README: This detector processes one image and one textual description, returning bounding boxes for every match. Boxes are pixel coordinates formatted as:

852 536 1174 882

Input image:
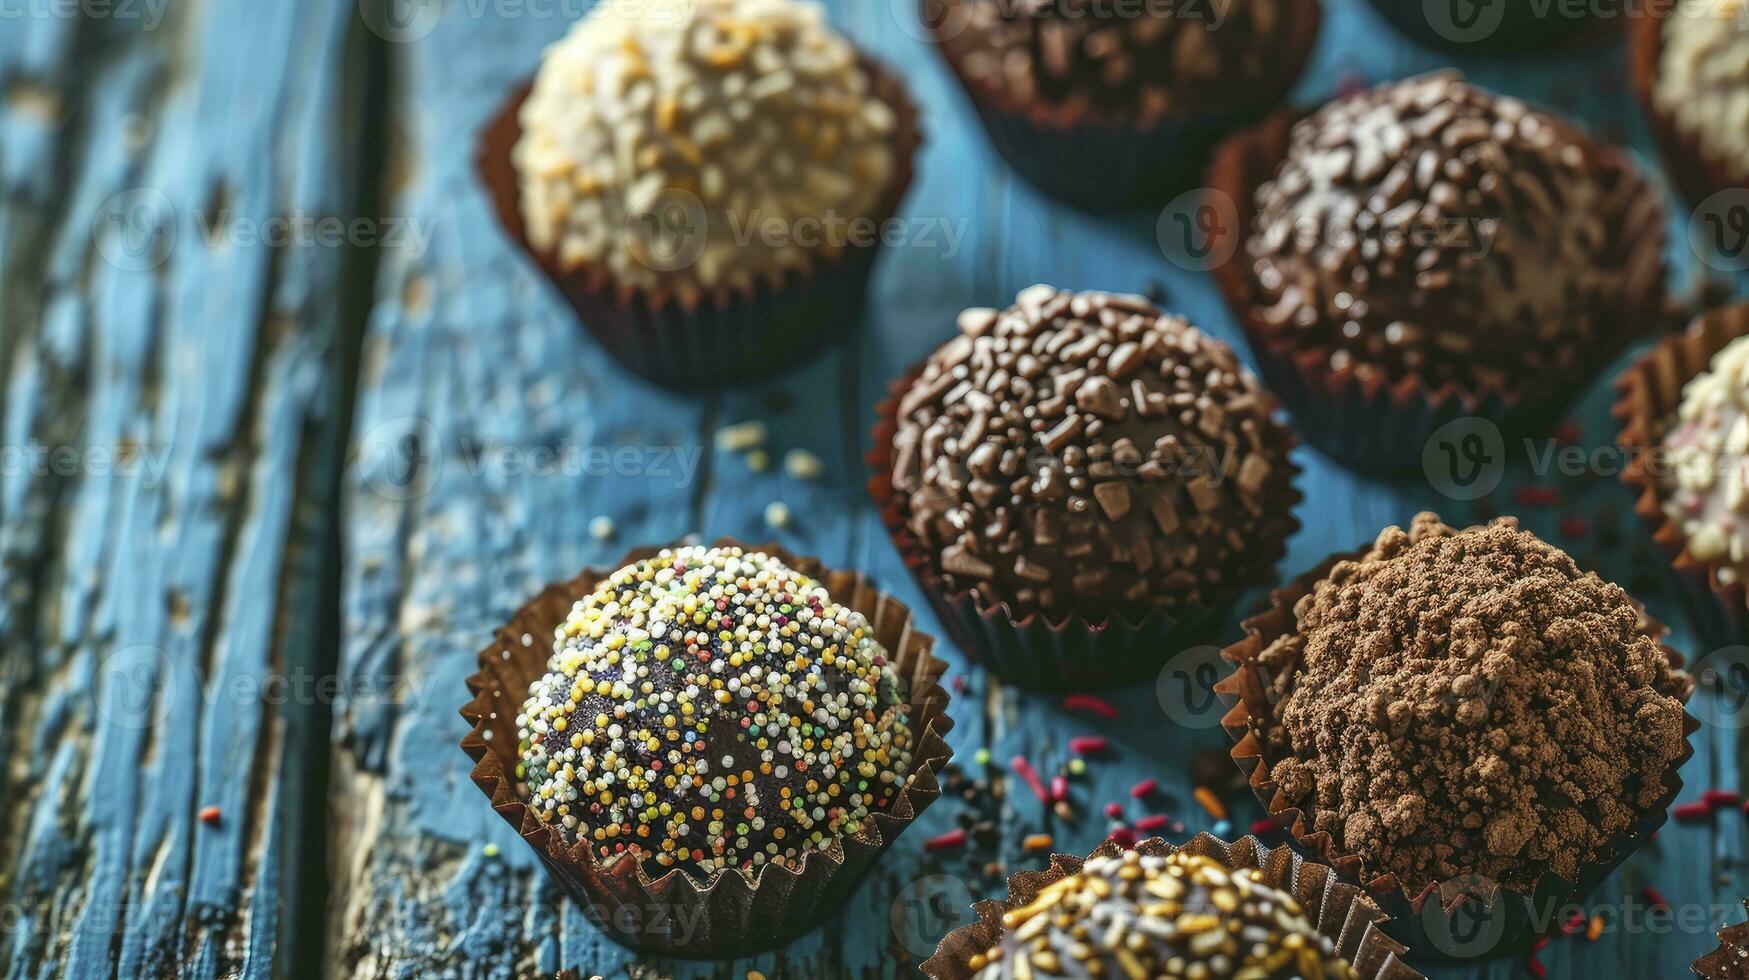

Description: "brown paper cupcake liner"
1631 0 1746 208
866 360 1303 692
921 0 1321 210
1615 303 1749 648
919 834 1425 980
1694 899 1749 978
476 57 921 390
459 539 956 959
1206 105 1670 475
1215 545 1700 962
1358 0 1623 53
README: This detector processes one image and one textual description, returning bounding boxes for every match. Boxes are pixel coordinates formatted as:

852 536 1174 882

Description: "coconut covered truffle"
512 0 901 304
1660 334 1749 582
967 850 1358 980
1656 0 1749 182
1245 71 1663 392
515 546 917 880
1258 514 1690 894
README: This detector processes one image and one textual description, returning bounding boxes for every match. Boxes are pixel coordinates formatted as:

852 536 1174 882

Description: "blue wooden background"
0 0 1742 977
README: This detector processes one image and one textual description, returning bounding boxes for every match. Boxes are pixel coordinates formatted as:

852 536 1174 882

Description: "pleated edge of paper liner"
919 833 1425 980
458 538 956 959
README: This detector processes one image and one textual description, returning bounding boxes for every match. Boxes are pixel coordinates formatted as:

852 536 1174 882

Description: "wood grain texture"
2 0 1744 978
0 1 374 977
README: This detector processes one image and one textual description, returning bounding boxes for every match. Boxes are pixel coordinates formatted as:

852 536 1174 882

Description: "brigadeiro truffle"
870 285 1301 689
921 835 1424 980
477 0 921 388
1695 900 1749 978
1617 304 1749 646
1208 71 1667 472
461 542 953 957
1220 514 1696 958
921 0 1322 208
1633 0 1749 205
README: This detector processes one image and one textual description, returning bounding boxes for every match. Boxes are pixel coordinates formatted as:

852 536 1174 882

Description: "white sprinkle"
589 516 615 541
715 421 769 453
784 449 823 481
764 501 792 529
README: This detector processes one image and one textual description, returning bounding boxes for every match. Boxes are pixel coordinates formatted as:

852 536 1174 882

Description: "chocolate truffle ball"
967 849 1358 979
890 285 1294 618
1656 0 1749 182
1659 334 1749 582
1245 71 1663 392
1259 514 1690 893
931 0 1314 125
513 0 902 305
515 546 916 880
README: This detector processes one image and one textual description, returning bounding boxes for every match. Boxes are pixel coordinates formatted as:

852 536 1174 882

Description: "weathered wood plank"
210 1 1749 978
0 2 371 977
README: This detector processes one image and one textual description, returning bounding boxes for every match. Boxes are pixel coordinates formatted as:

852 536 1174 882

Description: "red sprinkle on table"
1061 694 1119 719
1643 887 1669 912
1049 774 1069 804
1513 486 1558 507
1525 956 1547 979
1559 517 1590 539
1673 802 1712 823
1104 802 1125 820
1107 827 1138 849
1561 911 1587 935
1135 815 1168 832
1010 755 1050 803
1130 778 1158 799
1553 422 1583 445
198 806 222 826
1705 789 1742 808
1069 736 1109 756
924 828 967 852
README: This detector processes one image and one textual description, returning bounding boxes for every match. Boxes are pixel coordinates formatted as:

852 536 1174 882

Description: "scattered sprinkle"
198 806 222 826
1193 785 1228 821
588 516 615 541
1643 886 1669 913
1068 735 1108 756
715 421 768 453
1249 817 1279 835
483 843 501 858
1022 833 1054 853
1513 486 1559 507
1107 826 1138 849
1559 516 1590 540
1673 801 1713 823
1705 789 1742 808
1010 755 1049 803
974 748 992 767
1067 758 1087 777
1587 914 1605 941
925 828 968 852
747 449 771 473
1049 775 1069 804
763 500 791 529
1135 814 1169 832
1104 802 1125 820
784 449 824 481
1212 819 1232 837
1561 911 1587 935
1061 694 1118 719
1553 421 1583 445
1052 800 1074 821
1130 778 1158 800
1526 956 1547 979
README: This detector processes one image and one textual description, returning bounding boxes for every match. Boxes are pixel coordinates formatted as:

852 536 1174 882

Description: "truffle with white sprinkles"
512 0 901 305
1660 334 1749 585
967 850 1357 979
515 546 916 880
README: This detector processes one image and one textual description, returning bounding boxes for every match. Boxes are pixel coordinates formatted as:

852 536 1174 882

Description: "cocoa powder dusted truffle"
965 850 1358 979
515 546 917 880
889 286 1297 620
1243 71 1664 394
1256 514 1691 894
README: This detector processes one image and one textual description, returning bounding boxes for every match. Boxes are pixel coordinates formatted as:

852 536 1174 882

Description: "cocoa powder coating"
1259 514 1690 894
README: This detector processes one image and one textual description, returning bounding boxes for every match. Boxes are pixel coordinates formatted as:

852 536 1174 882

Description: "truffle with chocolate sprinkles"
890 285 1295 618
967 849 1357 979
515 546 916 880
1244 70 1663 392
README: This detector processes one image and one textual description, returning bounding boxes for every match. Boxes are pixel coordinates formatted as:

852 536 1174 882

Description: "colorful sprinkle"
1061 694 1118 719
1022 833 1054 853
1193 785 1227 821
198 806 222 826
1068 735 1108 756
1130 778 1158 800
925 828 967 852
